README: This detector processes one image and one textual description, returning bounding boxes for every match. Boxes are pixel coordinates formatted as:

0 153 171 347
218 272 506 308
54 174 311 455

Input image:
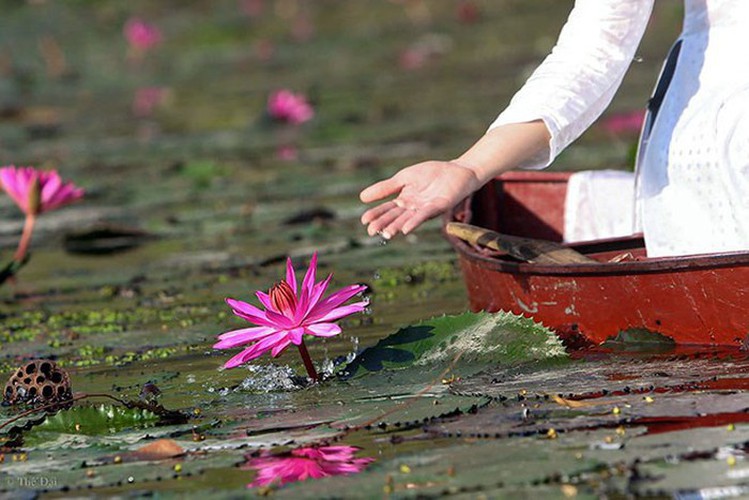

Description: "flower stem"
297 341 318 382
14 214 36 263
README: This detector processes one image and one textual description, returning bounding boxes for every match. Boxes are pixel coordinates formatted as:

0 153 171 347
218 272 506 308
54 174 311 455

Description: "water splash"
236 364 301 393
320 336 361 379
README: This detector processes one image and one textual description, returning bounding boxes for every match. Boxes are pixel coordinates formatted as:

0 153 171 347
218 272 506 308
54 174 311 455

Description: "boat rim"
444 204 749 277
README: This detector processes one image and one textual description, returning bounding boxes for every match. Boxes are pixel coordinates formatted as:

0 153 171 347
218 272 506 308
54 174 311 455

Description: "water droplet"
319 358 335 377
237 364 300 392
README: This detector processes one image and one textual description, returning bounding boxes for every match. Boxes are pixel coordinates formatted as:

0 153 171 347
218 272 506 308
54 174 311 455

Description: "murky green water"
4 1 748 498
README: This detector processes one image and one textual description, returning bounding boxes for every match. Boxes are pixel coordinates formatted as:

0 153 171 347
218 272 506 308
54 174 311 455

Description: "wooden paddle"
445 222 598 265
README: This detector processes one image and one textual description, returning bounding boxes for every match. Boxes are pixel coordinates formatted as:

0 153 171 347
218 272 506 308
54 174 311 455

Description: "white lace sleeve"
489 0 655 169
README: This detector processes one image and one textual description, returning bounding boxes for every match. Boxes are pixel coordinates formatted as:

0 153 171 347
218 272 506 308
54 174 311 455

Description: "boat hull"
446 172 749 347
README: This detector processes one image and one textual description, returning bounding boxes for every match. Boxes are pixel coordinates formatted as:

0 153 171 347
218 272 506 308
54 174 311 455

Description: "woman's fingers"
401 203 442 235
365 205 405 237
359 177 404 203
380 209 415 240
362 200 443 239
360 201 397 225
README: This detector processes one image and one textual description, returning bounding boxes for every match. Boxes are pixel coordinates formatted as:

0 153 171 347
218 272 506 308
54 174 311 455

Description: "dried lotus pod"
3 359 72 407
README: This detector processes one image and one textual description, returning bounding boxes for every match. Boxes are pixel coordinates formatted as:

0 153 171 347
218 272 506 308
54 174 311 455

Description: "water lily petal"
294 252 317 322
214 326 277 349
304 462 328 480
285 257 297 294
264 308 296 329
309 301 367 324
226 297 274 327
301 252 318 295
305 323 341 338
306 284 367 322
245 446 371 488
0 166 33 213
255 290 272 310
42 182 83 212
270 337 292 357
226 297 265 317
314 446 360 461
301 274 331 319
288 327 305 345
223 334 285 368
297 274 333 324
39 171 62 206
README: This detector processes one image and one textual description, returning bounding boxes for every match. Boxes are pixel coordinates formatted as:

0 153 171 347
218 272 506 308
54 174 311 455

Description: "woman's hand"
360 121 551 238
359 160 482 239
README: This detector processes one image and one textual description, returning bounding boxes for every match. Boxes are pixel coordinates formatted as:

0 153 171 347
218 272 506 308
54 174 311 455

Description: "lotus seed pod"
3 359 72 407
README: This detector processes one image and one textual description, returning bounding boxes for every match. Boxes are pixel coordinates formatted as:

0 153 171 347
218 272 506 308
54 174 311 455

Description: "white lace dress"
489 0 749 257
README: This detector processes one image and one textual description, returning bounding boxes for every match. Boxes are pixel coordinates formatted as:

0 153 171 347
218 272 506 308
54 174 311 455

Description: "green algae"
374 259 459 288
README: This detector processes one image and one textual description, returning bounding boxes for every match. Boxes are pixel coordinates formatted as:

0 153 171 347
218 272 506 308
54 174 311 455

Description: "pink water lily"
214 252 367 379
267 89 314 125
124 17 162 51
0 166 84 262
244 445 374 488
0 166 83 216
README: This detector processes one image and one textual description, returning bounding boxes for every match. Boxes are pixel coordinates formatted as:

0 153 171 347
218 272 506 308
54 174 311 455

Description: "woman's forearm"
454 120 551 185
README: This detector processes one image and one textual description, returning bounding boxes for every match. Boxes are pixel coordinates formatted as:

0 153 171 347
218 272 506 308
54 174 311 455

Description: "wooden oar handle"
445 222 597 265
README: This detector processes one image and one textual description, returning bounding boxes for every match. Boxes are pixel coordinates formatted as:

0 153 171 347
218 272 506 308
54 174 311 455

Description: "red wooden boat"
444 171 749 348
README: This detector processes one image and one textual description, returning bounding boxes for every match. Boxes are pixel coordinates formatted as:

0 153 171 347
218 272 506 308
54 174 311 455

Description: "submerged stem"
14 214 36 263
297 341 319 382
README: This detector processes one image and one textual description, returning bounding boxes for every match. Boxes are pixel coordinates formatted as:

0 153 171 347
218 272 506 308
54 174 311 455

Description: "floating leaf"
602 328 677 352
28 404 159 437
342 311 566 378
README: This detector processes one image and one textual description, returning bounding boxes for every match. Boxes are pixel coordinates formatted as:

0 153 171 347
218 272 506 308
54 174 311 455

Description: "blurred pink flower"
267 89 314 125
244 445 374 488
214 252 367 373
0 166 83 216
0 165 84 262
132 87 169 117
399 47 428 70
276 145 298 161
600 110 645 136
124 17 163 53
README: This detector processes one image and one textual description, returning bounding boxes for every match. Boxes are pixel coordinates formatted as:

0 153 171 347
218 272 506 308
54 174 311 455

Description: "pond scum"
2 1 749 497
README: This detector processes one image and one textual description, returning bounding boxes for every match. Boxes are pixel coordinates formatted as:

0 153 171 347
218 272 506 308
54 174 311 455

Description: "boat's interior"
457 171 648 263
